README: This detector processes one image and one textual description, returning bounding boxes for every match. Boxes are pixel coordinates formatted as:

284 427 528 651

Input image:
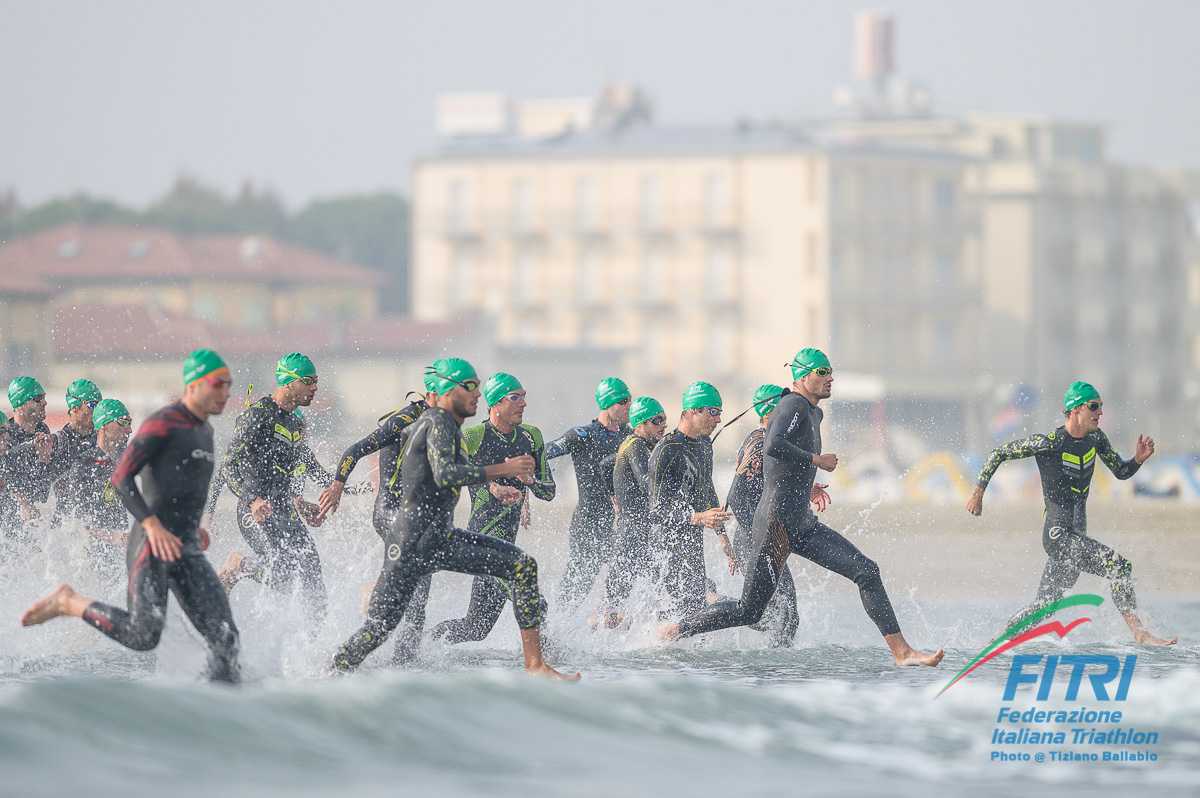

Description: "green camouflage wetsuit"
220 396 332 623
331 397 430 663
725 427 799 647
675 392 901 640
647 430 721 618
332 407 548 672
545 419 631 611
977 426 1142 625
605 433 656 613
430 420 555 645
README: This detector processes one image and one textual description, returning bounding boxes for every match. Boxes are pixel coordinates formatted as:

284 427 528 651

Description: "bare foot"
894 647 945 667
21 584 81 626
657 621 680 642
1133 630 1177 646
525 662 581 681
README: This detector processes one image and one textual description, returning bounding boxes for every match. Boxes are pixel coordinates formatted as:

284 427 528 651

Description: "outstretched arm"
967 433 1055 515
1096 429 1148 480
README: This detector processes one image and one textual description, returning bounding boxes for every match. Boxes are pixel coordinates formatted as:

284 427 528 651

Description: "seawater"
2 499 1198 797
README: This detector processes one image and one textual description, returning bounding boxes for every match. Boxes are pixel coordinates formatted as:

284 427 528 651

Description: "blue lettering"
1003 655 1043 701
1059 655 1120 701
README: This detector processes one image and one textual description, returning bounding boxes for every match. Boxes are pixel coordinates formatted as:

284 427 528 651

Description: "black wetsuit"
648 430 721 618
605 433 656 613
0 447 21 541
82 402 239 681
65 445 129 583
676 392 901 640
725 427 799 647
332 398 430 663
431 420 555 645
545 419 631 611
220 396 329 623
977 426 1142 624
44 425 99 524
332 407 547 672
1 418 54 506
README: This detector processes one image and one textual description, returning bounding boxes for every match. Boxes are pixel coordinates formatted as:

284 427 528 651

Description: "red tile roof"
0 223 385 287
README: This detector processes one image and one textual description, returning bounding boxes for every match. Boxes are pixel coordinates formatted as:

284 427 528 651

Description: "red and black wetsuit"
82 401 239 682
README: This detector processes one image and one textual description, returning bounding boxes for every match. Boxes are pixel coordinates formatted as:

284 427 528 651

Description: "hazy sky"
3 0 1197 209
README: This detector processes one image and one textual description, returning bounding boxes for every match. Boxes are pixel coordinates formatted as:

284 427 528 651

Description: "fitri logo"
387 544 401 560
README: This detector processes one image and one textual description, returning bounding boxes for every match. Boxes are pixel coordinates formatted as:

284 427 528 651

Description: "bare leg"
884 631 944 667
21 584 94 626
218 552 245 593
520 627 580 681
1123 613 1177 646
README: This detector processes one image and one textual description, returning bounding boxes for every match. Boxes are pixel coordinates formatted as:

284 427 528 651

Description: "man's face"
20 394 47 423
450 381 481 419
800 368 834 400
606 397 631 424
493 388 526 426
637 413 668 443
101 419 133 452
191 369 233 416
1072 399 1103 433
69 402 96 432
690 406 722 436
289 374 318 407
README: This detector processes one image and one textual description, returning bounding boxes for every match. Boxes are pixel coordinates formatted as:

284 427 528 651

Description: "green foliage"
0 178 410 311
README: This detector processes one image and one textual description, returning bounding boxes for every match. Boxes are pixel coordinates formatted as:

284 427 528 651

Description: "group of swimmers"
12 345 1175 683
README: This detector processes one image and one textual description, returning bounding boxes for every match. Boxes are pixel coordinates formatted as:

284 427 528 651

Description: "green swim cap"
1064 381 1101 411
753 384 785 418
65 378 102 409
276 352 317 386
183 349 229 385
789 348 831 381
682 381 722 411
595 377 631 410
423 365 438 394
7 376 45 409
426 358 479 394
93 399 131 429
483 373 523 407
629 397 665 428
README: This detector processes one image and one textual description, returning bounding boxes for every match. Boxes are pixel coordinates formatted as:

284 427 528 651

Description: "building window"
642 249 666 302
512 179 534 234
932 179 956 219
452 250 474 308
576 178 597 232
932 249 958 295
706 246 731 301
515 251 536 306
704 176 725 228
932 320 956 364
640 176 661 231
241 297 269 330
579 250 603 305
448 180 469 233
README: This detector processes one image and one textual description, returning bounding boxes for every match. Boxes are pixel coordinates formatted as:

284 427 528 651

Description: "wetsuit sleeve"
427 416 487 489
763 403 815 466
333 404 419 484
976 433 1056 490
544 428 580 460
110 418 173 523
299 445 335 489
2 441 40 499
220 403 273 500
524 425 556 502
649 446 693 527
1094 430 1141 480
205 472 224 516
628 441 653 493
462 424 486 457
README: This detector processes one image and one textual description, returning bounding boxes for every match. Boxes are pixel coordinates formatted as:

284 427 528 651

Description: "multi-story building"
411 116 985 451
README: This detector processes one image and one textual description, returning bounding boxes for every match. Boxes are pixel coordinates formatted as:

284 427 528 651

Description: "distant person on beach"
21 350 240 682
966 380 1176 646
330 358 577 680
660 349 943 667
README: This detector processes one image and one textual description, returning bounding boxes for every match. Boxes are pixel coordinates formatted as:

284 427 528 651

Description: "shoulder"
518 423 544 448
462 422 486 449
